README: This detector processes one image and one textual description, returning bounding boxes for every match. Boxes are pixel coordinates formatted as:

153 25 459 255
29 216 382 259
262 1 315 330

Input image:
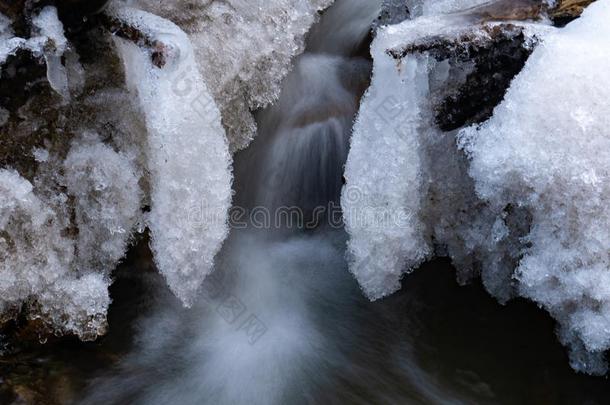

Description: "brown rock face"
550 0 597 25
465 0 544 22
0 0 24 19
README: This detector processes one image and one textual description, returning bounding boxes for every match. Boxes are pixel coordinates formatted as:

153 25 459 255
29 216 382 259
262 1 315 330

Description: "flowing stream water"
5 1 609 404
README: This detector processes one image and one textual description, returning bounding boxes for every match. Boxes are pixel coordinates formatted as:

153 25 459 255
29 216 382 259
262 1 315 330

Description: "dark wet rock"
55 0 110 31
0 236 160 405
0 0 109 35
0 49 56 179
0 0 31 36
432 25 534 131
55 0 109 17
373 0 410 32
0 1 24 21
387 24 535 132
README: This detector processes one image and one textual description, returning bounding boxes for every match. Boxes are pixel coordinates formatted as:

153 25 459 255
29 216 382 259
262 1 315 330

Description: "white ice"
344 0 610 374
459 0 610 374
0 169 110 339
113 7 233 307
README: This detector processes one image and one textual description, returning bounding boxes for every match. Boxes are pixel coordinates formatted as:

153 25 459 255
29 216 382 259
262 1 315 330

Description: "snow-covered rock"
459 0 610 374
0 169 110 340
342 5 548 299
343 0 610 374
1 0 318 339
0 5 147 339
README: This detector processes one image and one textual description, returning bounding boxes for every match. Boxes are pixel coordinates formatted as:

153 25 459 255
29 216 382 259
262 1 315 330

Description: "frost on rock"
0 0 274 340
0 12 13 46
129 0 334 152
459 0 610 374
113 7 232 306
36 273 111 341
0 12 24 67
63 134 142 273
0 169 109 340
0 6 72 99
0 4 147 339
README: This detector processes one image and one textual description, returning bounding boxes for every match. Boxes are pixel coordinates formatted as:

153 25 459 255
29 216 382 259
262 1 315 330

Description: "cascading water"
233 0 378 217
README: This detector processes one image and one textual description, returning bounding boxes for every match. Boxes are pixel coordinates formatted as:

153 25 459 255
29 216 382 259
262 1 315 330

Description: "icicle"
112 7 232 306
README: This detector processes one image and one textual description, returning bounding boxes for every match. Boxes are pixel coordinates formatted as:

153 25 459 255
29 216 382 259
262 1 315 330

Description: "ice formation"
0 7 72 98
343 0 610 374
343 6 548 299
340 44 432 299
459 0 610 373
129 0 334 152
63 134 142 273
0 3 148 338
0 0 606 380
112 7 232 306
31 6 71 99
406 0 491 17
0 169 110 339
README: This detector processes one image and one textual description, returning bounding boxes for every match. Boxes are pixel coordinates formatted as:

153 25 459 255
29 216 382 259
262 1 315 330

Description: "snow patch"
459 0 610 374
344 0 610 374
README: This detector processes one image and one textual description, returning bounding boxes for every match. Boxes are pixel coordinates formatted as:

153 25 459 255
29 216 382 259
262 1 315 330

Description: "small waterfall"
233 0 379 220
83 1 418 404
